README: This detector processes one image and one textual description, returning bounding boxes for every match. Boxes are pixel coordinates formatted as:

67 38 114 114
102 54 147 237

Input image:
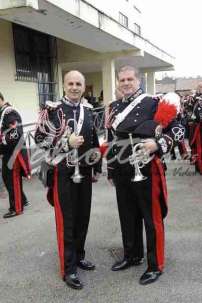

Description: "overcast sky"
138 0 202 78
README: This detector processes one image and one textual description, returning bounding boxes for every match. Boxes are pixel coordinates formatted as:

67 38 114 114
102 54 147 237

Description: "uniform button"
136 113 139 116
134 119 137 122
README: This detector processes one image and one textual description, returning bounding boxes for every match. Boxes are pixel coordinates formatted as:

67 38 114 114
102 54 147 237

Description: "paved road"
0 159 202 303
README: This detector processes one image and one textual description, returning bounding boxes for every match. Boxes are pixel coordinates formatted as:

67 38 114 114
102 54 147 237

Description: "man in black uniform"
0 92 31 218
106 66 184 285
35 71 102 290
189 82 202 173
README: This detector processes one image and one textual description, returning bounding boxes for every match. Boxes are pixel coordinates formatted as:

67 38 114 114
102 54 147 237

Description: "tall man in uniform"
35 71 102 290
0 92 31 218
106 66 184 285
189 82 202 173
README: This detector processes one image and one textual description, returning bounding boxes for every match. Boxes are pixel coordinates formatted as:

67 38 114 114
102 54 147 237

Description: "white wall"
86 0 142 33
0 19 39 124
85 72 102 98
57 40 103 99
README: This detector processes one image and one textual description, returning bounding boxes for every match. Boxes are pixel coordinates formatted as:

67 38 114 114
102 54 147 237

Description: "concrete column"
102 58 116 105
146 71 156 94
57 64 64 98
140 72 147 92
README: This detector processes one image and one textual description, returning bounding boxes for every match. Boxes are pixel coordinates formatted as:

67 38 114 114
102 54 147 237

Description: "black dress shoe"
111 257 144 271
77 259 95 270
64 273 83 290
3 210 18 219
139 270 162 285
24 201 31 207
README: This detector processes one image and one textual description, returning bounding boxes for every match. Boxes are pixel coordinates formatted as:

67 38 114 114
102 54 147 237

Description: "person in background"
170 94 189 160
0 92 31 218
189 82 202 173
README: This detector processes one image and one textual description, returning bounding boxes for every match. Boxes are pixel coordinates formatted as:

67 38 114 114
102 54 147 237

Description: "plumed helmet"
163 92 181 114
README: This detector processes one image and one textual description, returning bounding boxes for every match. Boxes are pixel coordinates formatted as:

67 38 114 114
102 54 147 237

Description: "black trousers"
2 156 27 213
113 174 144 261
53 166 92 277
113 161 165 272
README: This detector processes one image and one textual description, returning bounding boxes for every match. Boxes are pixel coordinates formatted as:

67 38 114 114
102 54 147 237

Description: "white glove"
69 133 84 148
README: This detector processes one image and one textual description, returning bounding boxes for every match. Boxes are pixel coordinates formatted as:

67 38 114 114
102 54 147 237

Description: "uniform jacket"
35 99 102 174
106 92 185 178
0 103 31 177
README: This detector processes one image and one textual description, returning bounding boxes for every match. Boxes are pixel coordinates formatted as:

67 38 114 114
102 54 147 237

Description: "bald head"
64 70 85 84
63 70 86 102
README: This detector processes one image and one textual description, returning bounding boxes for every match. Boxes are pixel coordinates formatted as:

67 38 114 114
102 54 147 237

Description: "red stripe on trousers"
17 153 29 177
191 124 202 172
53 167 65 278
190 124 199 146
195 125 202 173
179 140 188 155
151 160 165 271
189 124 197 161
13 160 22 214
154 157 168 207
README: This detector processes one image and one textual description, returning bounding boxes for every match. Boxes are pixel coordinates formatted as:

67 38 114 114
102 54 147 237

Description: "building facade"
0 0 174 124
156 77 202 95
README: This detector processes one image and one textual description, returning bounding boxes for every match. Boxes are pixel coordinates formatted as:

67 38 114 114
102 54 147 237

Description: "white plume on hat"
162 92 181 114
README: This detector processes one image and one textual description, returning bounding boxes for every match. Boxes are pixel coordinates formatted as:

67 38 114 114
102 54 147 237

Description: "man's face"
118 70 140 97
63 72 85 102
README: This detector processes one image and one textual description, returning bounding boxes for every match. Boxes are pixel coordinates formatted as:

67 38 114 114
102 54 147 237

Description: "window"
119 12 128 27
133 5 141 14
13 24 53 82
13 24 58 106
134 23 141 35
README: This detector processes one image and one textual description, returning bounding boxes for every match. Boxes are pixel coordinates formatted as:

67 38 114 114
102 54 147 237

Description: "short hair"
0 92 4 101
117 65 140 80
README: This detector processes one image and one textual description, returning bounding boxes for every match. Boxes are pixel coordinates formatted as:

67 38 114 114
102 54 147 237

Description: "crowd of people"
179 84 202 173
166 83 202 173
0 66 202 290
